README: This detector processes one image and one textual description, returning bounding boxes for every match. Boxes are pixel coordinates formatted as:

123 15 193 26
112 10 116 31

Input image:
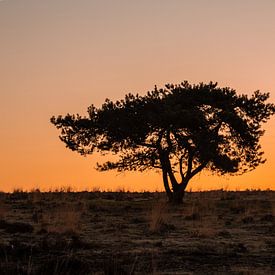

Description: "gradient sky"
1 0 275 192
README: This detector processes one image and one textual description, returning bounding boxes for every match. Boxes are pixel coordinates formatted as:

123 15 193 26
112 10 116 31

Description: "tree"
51 81 275 203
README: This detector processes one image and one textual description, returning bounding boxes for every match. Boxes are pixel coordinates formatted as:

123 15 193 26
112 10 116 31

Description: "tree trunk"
165 179 189 204
162 170 173 202
162 168 189 204
170 185 185 204
160 154 188 204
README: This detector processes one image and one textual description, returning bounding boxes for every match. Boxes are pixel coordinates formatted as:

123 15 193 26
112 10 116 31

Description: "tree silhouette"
51 81 275 203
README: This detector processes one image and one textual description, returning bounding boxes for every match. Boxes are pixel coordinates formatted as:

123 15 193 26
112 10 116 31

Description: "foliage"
51 81 275 201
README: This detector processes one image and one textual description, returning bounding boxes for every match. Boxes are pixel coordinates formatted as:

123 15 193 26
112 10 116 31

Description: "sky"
1 0 275 192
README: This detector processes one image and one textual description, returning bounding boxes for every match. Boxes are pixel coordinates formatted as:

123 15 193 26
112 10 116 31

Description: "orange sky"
1 0 275 192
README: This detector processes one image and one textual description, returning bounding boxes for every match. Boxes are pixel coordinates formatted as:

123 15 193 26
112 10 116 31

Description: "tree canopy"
51 81 275 203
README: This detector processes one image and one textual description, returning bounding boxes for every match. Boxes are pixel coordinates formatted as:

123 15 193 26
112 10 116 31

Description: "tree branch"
138 142 158 148
186 151 194 178
189 161 208 179
162 170 172 201
179 155 185 182
164 153 178 189
166 130 173 150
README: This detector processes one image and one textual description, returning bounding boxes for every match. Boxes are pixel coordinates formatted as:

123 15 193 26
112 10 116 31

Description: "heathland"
0 190 274 274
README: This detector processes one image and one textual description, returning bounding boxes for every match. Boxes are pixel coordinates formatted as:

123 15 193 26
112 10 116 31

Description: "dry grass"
0 201 8 220
0 190 274 274
149 200 169 233
40 205 83 234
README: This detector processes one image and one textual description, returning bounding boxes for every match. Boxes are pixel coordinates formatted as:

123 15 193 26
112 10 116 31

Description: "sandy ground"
0 190 274 274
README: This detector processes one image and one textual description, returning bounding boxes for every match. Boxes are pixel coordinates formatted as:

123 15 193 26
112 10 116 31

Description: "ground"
0 190 274 274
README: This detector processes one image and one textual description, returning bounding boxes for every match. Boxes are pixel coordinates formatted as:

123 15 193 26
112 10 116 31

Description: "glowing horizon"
1 1 275 192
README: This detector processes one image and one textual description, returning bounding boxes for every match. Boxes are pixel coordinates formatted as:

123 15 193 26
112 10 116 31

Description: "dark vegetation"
51 82 275 203
0 190 274 274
